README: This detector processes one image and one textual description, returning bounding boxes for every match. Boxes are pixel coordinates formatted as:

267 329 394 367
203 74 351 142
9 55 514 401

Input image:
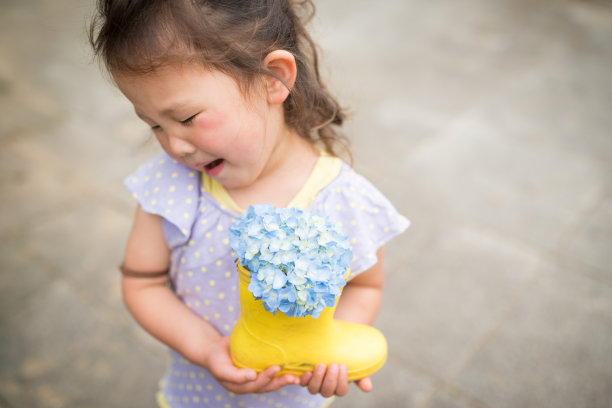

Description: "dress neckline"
201 151 342 213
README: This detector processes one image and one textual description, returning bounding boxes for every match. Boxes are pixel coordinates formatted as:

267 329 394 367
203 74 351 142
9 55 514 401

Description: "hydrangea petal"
229 204 352 318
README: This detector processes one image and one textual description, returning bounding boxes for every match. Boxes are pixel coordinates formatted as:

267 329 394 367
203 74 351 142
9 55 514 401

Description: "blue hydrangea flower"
229 204 352 318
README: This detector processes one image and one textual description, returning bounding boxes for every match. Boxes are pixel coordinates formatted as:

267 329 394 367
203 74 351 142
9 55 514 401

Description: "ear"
262 50 297 105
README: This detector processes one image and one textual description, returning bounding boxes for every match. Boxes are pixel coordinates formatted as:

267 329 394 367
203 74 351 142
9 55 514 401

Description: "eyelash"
150 114 196 131
181 114 196 126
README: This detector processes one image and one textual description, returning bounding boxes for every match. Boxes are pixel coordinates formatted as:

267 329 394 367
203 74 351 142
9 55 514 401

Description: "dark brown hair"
89 0 350 159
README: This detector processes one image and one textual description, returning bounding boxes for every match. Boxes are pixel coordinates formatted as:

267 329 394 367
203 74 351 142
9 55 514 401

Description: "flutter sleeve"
123 152 200 249
311 164 410 277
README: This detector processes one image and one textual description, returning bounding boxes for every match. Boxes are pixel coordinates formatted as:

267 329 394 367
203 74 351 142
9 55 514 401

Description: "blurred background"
1 0 611 407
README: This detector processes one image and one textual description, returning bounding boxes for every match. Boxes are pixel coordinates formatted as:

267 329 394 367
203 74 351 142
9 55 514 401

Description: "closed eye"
181 114 197 126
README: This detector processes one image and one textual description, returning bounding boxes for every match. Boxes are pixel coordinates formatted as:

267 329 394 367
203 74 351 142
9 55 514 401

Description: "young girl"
89 1 409 407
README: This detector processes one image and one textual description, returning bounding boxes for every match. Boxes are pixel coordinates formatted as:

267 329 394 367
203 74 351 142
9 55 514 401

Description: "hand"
299 363 373 398
204 337 301 394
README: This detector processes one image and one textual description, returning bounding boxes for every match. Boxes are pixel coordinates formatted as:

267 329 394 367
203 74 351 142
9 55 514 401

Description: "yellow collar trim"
201 152 342 213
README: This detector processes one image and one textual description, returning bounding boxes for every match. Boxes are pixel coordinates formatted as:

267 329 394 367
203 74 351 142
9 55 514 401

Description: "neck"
228 126 318 209
264 126 315 179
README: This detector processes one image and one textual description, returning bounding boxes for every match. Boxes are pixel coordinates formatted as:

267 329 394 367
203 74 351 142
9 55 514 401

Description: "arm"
121 206 299 393
301 247 385 396
334 247 385 325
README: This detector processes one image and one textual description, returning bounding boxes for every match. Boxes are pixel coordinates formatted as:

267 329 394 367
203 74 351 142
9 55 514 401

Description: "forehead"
113 64 265 116
114 63 215 94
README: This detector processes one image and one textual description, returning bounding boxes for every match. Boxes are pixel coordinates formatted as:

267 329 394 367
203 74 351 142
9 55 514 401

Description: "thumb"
227 367 258 384
212 362 257 384
356 376 372 393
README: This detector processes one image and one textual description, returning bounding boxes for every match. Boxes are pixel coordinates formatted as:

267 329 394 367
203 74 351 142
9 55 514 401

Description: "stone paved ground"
1 0 611 407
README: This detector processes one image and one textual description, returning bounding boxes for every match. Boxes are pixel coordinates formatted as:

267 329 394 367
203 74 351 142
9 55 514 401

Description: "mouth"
203 158 224 177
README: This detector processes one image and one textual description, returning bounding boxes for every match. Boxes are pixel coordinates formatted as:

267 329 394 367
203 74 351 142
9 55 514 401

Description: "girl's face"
115 65 289 191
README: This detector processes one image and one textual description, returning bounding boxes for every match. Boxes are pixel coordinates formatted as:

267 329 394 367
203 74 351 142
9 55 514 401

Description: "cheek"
194 110 229 149
196 110 227 129
193 108 265 159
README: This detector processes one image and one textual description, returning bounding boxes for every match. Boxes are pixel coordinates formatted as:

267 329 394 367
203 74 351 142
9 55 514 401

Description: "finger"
356 376 373 393
257 374 300 393
205 339 258 385
299 371 313 387
213 364 258 384
251 365 281 388
249 366 300 393
220 366 280 394
320 363 339 398
336 364 349 397
249 366 293 392
307 363 326 395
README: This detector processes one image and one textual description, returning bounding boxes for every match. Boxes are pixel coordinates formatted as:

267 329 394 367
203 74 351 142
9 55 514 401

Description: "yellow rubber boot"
230 262 387 381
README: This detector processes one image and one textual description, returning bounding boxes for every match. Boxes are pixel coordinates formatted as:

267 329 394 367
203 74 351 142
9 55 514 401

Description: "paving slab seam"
419 382 492 408
17 244 113 316
550 185 608 252
549 249 611 286
0 111 68 139
430 216 550 265
560 256 612 288
384 351 455 408
0 258 57 314
85 187 139 218
123 334 169 364
88 308 169 365
0 177 132 243
546 185 612 286
396 52 553 164
389 347 491 408
382 212 552 281
385 349 490 408
0 195 88 242
433 212 607 283
395 104 482 162
388 349 446 385
0 393 14 408
417 265 548 408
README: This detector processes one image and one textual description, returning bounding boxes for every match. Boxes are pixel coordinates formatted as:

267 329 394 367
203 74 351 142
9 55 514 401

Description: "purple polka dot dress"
124 152 409 408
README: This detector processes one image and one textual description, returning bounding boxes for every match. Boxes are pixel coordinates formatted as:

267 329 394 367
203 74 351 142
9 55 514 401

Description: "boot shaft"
236 262 336 335
231 262 388 380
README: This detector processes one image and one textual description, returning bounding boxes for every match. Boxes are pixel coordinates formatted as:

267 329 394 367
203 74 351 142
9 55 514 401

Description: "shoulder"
124 153 202 244
311 163 410 276
316 163 400 216
125 153 200 196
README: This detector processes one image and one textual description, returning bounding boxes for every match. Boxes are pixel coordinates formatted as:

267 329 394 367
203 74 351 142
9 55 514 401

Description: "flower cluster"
229 204 352 318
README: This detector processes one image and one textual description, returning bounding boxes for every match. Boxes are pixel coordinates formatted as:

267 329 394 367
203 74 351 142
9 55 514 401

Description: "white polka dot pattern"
125 152 409 407
310 164 410 279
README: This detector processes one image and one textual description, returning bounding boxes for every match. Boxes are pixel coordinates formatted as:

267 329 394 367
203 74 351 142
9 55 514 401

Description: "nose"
167 131 196 158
